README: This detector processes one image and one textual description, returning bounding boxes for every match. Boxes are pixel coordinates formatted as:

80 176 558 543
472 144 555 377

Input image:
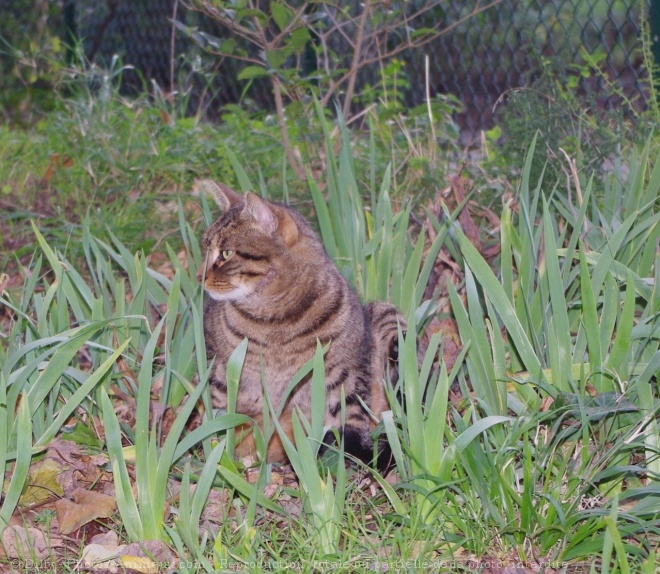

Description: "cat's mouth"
205 284 252 301
203 268 277 301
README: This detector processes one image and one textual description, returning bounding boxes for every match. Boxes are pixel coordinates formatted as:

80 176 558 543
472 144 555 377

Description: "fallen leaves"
120 541 174 573
17 458 65 507
1 526 51 560
41 438 112 498
1 438 116 554
42 153 74 183
81 542 125 573
54 488 116 535
78 533 175 573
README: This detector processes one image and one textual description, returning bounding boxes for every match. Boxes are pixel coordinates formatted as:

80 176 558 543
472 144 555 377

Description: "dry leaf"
585 383 599 397
54 499 85 535
1 526 50 559
119 555 158 574
540 396 555 412
43 153 74 182
18 457 66 507
385 470 401 486
55 488 116 535
82 543 126 573
120 540 174 572
155 260 175 280
89 530 120 548
44 439 110 497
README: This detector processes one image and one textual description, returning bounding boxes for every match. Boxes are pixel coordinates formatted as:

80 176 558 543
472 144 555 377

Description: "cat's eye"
220 249 234 261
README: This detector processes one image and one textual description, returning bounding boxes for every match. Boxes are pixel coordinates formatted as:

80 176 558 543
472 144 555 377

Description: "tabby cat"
197 180 403 468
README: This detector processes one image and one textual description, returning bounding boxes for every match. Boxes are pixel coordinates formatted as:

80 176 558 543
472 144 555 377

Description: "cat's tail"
364 301 406 417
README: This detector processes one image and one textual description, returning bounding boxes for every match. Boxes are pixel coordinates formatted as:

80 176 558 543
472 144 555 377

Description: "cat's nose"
196 266 204 282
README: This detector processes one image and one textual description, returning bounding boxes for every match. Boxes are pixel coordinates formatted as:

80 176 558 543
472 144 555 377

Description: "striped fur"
197 180 404 466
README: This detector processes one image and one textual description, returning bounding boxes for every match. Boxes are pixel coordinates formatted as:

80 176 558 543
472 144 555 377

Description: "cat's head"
196 180 302 301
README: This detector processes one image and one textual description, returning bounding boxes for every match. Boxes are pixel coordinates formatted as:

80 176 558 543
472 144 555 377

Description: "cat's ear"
197 180 243 212
244 192 299 246
243 191 278 235
276 208 299 246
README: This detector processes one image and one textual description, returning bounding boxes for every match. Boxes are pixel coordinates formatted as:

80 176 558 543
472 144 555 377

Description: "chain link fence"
2 0 650 140
409 0 648 138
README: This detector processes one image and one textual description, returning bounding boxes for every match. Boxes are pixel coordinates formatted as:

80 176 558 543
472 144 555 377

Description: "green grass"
0 78 659 572
0 63 291 274
0 60 461 277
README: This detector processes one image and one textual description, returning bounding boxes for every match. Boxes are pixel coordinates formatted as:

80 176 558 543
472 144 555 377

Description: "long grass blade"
0 394 32 532
542 198 572 390
456 228 543 406
35 339 130 448
100 386 143 540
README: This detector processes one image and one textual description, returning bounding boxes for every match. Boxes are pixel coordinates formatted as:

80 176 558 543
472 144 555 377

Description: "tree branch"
272 76 306 179
341 0 371 118
321 0 502 108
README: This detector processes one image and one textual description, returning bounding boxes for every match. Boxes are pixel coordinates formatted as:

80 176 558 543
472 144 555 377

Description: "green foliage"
0 0 65 121
178 0 471 182
266 344 347 558
437 136 660 561
482 0 651 190
0 48 464 276
181 1 446 111
0 60 278 272
490 51 651 189
307 100 450 318
1 66 658 569
212 116 660 565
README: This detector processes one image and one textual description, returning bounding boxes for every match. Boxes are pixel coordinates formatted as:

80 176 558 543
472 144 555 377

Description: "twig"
88 0 118 62
425 54 436 156
273 76 306 179
170 0 179 95
342 1 371 117
320 0 503 108
559 147 589 237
